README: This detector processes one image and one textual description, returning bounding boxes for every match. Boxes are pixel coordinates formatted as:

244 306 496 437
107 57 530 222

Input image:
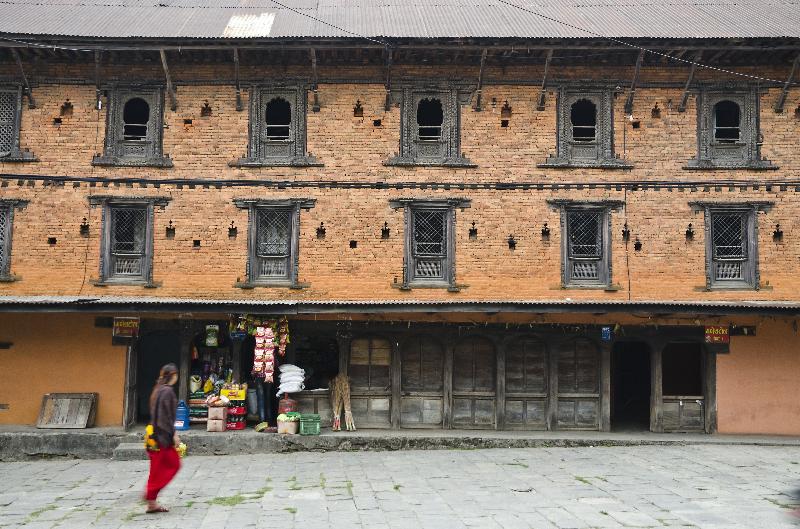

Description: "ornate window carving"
385 87 475 167
90 196 171 286
233 198 316 288
231 87 320 167
0 199 28 281
690 201 772 289
0 86 35 162
685 88 775 170
548 200 623 288
539 88 631 169
390 198 471 290
92 88 172 167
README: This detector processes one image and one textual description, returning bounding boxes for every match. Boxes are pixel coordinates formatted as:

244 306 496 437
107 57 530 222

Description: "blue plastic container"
174 400 191 431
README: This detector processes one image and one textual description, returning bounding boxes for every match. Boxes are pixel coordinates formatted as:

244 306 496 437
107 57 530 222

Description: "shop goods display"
278 395 298 414
251 326 276 382
176 442 188 458
222 385 247 430
299 414 321 436
205 324 219 347
276 364 305 396
330 374 356 431
276 412 300 434
231 315 290 357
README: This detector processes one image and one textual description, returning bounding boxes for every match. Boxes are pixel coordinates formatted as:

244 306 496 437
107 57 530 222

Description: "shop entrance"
611 341 651 431
136 330 181 423
452 337 496 429
400 336 445 428
662 343 705 431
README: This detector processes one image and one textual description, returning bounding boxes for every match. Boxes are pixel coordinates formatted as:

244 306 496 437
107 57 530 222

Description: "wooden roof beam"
233 48 243 111
472 48 488 111
774 53 800 113
384 47 393 112
624 49 645 115
310 48 320 112
10 48 35 108
678 52 701 113
159 49 177 111
537 49 553 111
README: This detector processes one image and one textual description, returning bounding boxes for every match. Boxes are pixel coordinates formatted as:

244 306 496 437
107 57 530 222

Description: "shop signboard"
704 325 729 344
112 317 140 344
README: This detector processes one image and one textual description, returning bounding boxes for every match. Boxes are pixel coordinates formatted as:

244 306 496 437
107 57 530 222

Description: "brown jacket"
150 385 177 448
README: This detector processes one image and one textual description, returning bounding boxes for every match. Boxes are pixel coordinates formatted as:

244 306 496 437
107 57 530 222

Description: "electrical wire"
492 0 789 84
265 0 389 47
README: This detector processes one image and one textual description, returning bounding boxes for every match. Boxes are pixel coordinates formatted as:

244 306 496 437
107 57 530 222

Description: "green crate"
299 414 321 436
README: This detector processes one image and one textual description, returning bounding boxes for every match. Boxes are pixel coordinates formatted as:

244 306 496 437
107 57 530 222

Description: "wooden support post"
537 49 553 111
599 342 612 432
384 48 393 112
390 337 401 429
678 52 701 112
94 50 103 111
472 49 488 111
649 344 664 433
546 346 558 430
159 49 177 111
336 336 350 376
624 50 645 115
231 339 243 383
122 343 138 429
310 48 320 112
443 343 453 429
774 54 800 113
178 320 195 404
233 48 243 111
10 48 35 108
704 347 717 433
495 338 506 430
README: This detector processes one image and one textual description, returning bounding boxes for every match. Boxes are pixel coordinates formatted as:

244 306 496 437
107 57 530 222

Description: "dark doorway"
136 330 181 423
611 342 651 431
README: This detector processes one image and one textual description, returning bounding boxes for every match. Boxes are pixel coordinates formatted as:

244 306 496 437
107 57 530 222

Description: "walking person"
145 363 181 514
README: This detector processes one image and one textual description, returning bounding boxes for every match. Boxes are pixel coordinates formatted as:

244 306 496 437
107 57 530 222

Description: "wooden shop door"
504 337 548 430
348 337 392 428
400 336 444 428
452 337 496 429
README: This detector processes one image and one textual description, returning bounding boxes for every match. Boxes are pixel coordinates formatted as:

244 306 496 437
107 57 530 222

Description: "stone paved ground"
1 445 799 529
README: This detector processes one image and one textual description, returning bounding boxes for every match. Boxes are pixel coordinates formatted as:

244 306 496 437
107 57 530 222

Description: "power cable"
265 0 389 47
493 0 790 84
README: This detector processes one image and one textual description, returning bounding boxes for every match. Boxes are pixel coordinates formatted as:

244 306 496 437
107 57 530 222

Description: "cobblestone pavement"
1 445 799 529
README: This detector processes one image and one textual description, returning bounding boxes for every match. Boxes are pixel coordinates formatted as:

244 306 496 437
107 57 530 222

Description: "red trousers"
145 446 181 501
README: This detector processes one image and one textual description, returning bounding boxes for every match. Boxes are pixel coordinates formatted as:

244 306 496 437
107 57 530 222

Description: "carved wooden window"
93 88 171 167
540 88 629 168
233 87 319 167
708 209 756 288
235 198 315 288
687 89 774 170
0 204 12 277
565 208 610 286
95 199 162 285
0 87 33 162
255 207 292 280
385 87 474 167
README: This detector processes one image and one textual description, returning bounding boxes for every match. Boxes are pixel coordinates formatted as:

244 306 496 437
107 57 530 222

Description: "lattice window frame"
234 198 316 288
92 87 172 168
91 196 171 286
686 87 775 170
231 86 320 167
390 198 471 290
0 86 35 162
385 86 475 167
0 199 28 280
539 87 631 169
693 203 766 290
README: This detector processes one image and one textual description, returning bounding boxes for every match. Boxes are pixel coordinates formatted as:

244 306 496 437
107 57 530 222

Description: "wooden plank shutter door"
555 338 600 430
400 336 444 428
348 337 392 428
505 337 547 430
452 337 496 429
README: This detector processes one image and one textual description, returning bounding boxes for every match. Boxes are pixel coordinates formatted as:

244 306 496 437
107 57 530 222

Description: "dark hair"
149 363 178 409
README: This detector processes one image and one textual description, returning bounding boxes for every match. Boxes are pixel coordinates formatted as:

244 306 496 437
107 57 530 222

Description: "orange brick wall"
0 61 797 302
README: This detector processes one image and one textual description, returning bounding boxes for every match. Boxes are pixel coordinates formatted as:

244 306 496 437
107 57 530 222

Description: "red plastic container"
226 420 246 430
228 406 246 416
278 396 297 414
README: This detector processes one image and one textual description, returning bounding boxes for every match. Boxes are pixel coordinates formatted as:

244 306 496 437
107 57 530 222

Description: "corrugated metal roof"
0 295 798 314
0 0 797 40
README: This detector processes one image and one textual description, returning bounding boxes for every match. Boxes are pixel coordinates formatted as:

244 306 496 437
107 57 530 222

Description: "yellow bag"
144 424 160 452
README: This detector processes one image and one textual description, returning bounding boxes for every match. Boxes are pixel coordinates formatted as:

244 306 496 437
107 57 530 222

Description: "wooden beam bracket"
159 49 177 111
537 49 553 111
384 47 393 112
774 53 800 113
233 48 243 111
94 50 103 110
678 52 701 112
310 48 320 112
624 50 645 115
472 49 488 111
10 48 35 108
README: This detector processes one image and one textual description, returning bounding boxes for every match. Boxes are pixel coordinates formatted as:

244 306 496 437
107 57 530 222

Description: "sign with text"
704 325 729 344
112 317 140 339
